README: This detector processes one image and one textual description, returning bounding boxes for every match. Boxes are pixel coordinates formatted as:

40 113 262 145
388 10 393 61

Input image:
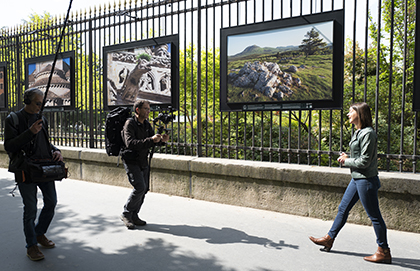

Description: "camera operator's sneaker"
27 245 44 261
132 216 147 226
120 214 135 229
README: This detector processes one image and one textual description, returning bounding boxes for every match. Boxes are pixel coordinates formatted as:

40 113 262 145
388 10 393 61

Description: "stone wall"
1 142 419 233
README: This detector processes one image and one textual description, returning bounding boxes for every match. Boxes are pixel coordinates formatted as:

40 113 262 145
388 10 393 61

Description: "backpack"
105 106 132 156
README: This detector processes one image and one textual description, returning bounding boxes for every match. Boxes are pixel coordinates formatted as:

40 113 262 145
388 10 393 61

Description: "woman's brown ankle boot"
309 234 334 252
363 247 392 264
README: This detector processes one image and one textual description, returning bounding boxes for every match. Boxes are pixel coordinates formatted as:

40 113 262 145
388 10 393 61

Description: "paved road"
0 168 419 271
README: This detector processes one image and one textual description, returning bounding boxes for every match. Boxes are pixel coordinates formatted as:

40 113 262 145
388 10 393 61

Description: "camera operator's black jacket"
121 116 164 169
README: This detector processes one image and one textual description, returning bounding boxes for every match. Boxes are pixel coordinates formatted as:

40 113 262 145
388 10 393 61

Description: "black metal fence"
0 0 419 173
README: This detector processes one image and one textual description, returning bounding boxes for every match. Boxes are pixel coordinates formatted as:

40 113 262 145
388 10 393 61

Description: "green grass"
227 53 333 103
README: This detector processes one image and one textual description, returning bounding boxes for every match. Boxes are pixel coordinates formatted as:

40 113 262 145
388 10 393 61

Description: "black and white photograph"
103 35 179 110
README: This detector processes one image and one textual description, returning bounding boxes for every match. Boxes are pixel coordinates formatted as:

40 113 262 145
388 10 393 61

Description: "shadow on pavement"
330 250 420 270
0 176 283 271
144 223 299 250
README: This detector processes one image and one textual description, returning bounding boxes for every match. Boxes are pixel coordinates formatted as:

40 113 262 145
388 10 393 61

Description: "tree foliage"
343 0 418 171
299 28 329 57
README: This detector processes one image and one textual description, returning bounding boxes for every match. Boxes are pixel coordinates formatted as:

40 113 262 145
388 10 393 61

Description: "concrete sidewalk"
0 168 419 271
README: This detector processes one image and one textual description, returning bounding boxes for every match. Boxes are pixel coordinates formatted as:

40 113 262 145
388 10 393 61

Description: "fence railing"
0 0 419 173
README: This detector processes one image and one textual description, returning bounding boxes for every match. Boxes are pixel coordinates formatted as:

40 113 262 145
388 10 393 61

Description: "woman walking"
309 102 391 264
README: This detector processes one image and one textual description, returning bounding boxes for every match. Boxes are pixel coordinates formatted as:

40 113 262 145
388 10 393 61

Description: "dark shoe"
120 214 135 229
132 216 147 226
37 235 55 248
27 245 44 261
309 234 334 252
364 247 392 264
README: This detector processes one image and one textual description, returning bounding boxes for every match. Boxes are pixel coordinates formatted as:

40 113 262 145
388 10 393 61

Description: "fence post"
15 35 22 110
196 0 202 157
89 19 94 148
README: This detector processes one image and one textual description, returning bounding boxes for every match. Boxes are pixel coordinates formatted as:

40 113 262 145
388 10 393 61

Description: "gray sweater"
344 126 378 179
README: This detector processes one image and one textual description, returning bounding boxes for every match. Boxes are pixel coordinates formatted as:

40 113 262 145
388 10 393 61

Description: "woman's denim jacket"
343 126 378 179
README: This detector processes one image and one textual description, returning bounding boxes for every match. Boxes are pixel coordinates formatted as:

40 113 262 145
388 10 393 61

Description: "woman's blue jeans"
18 181 57 248
328 176 389 248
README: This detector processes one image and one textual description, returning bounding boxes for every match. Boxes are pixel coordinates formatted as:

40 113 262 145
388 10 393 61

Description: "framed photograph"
0 62 7 111
25 51 75 110
103 35 179 111
220 10 344 111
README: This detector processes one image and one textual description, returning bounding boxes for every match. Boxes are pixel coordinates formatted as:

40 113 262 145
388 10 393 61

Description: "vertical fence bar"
279 111 282 162
318 110 322 165
204 0 209 157
364 0 369 100
288 111 291 163
260 111 264 161
197 0 203 157
308 110 312 165
212 0 216 158
15 34 22 111
352 0 357 104
387 0 395 171
399 0 408 172
190 0 195 155
414 112 418 173
329 110 332 166
252 112 255 160
269 111 273 162
184 1 185 154
298 111 301 164
375 0 381 133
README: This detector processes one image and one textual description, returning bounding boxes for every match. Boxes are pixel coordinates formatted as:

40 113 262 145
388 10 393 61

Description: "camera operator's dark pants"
18 181 57 248
122 163 149 220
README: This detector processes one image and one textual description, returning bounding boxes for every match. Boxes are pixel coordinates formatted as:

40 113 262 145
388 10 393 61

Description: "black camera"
152 107 175 134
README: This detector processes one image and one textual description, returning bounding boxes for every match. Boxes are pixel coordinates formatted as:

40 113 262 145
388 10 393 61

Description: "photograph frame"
0 62 7 111
103 35 179 111
220 10 344 111
25 51 75 111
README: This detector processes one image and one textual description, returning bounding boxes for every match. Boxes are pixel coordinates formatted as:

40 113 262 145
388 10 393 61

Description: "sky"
228 21 333 56
0 0 379 50
0 0 108 29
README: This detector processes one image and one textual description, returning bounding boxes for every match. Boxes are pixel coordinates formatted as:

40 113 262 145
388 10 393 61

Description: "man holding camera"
120 100 169 229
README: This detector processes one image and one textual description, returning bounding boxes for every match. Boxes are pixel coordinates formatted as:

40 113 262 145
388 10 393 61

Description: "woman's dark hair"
351 102 373 129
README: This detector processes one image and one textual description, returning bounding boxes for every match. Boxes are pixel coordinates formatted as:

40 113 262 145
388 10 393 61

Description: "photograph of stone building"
27 58 71 107
106 43 172 106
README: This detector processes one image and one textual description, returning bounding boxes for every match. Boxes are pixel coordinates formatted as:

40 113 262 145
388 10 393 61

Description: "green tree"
173 45 220 155
342 0 417 171
299 28 328 57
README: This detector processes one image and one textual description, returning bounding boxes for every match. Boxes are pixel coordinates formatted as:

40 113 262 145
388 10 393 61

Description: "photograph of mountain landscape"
226 21 334 105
